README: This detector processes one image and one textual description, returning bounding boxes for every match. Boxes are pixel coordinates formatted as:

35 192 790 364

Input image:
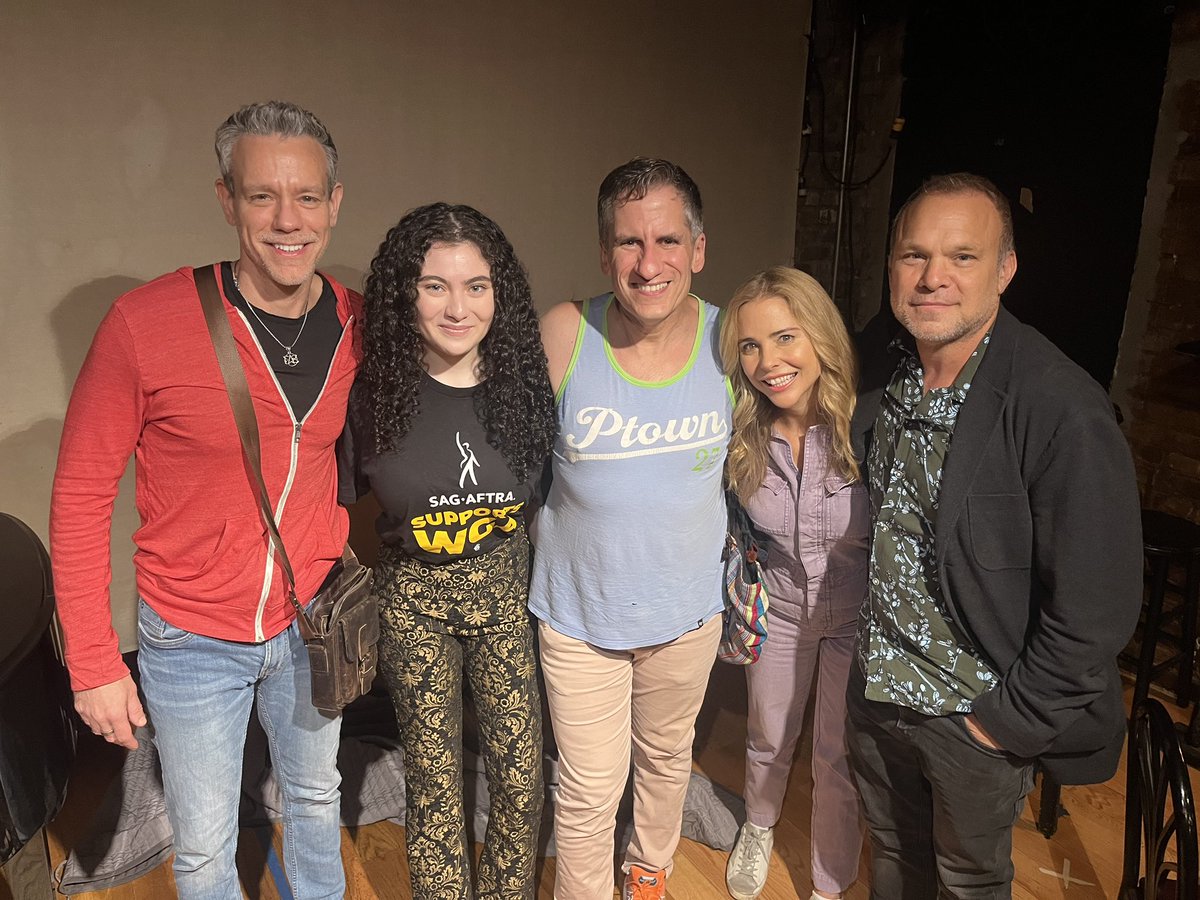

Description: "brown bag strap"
194 264 314 632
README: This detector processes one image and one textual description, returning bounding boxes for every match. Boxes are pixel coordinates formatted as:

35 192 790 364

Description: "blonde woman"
720 267 867 900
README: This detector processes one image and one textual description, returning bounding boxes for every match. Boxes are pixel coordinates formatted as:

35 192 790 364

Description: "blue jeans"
137 600 344 900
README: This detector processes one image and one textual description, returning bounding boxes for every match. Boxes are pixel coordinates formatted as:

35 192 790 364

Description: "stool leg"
1135 555 1169 714
1178 556 1200 707
1037 770 1065 838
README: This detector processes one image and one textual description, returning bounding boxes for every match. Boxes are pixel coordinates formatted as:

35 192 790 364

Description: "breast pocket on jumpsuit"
821 474 870 593
745 469 792 538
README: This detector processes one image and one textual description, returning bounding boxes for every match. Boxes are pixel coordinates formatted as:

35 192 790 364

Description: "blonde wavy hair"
720 266 860 504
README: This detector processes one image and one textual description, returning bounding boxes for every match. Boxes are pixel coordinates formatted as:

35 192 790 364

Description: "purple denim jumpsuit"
742 424 868 895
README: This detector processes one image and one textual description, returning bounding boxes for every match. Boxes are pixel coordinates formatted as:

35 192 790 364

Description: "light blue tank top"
529 293 732 649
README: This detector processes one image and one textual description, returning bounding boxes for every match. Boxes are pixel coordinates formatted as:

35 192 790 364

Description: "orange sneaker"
623 864 666 900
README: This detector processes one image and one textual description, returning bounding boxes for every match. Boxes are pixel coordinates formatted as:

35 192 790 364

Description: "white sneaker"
726 822 773 900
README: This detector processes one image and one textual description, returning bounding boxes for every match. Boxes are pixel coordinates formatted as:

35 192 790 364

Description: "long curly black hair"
359 202 557 482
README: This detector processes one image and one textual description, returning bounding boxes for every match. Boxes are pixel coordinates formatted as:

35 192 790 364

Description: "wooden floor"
46 667 1194 899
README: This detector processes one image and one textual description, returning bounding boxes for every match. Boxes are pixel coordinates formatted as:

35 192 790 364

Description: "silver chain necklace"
232 267 311 367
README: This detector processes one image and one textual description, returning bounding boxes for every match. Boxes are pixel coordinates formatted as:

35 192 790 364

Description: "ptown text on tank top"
564 405 729 460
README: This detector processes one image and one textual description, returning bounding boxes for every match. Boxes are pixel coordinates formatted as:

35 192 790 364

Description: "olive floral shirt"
857 332 999 715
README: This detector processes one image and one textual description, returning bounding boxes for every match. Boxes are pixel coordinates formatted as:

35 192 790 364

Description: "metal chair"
1122 698 1199 899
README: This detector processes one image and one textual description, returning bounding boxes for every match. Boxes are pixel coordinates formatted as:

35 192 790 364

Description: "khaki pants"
539 616 720 899
1 828 52 900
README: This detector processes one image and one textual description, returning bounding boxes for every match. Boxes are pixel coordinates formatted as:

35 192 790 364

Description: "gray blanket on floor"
55 725 743 894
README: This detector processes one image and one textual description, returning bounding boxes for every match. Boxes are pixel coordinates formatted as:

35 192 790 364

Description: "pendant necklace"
232 266 311 367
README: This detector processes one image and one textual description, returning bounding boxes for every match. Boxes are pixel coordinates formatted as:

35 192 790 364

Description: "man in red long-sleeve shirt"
50 100 362 900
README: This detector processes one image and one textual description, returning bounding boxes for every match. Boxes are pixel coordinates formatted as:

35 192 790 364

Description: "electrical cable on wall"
799 0 902 325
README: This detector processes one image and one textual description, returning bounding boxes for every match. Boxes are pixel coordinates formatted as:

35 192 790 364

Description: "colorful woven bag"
718 494 769 664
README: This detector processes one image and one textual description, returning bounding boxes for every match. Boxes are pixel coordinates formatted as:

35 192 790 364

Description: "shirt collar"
890 329 992 393
887 329 992 419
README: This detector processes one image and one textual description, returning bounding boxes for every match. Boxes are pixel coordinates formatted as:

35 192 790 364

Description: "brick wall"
1114 7 1200 524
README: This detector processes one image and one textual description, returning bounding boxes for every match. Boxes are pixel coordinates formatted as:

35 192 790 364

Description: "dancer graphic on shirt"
457 431 480 487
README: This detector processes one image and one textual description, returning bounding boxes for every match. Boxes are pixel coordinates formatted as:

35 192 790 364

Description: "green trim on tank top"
553 299 589 405
601 293 705 388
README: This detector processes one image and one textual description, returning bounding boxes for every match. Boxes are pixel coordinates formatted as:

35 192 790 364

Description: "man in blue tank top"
532 158 732 900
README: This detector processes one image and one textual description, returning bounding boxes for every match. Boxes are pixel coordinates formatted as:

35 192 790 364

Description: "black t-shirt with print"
338 372 530 565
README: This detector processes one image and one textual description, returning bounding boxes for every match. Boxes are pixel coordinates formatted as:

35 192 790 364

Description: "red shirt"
50 264 362 691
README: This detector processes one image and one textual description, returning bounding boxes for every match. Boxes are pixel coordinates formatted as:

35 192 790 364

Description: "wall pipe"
830 16 860 305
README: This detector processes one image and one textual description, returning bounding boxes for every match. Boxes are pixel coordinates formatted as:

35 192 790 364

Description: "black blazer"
852 307 1143 784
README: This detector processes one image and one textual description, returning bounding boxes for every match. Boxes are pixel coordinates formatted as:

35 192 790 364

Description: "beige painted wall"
1 1 809 649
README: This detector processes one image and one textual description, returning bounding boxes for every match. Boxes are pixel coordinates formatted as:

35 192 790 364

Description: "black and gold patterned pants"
375 535 543 900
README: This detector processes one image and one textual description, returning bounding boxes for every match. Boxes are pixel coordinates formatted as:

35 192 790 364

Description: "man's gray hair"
597 157 703 246
891 172 1015 259
215 101 338 194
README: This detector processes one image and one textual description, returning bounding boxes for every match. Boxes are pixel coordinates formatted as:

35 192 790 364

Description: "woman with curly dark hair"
338 203 556 899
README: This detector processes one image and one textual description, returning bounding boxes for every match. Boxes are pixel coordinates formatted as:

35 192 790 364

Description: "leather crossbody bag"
195 264 378 713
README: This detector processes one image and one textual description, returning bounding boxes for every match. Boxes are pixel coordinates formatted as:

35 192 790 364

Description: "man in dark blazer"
846 173 1143 898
